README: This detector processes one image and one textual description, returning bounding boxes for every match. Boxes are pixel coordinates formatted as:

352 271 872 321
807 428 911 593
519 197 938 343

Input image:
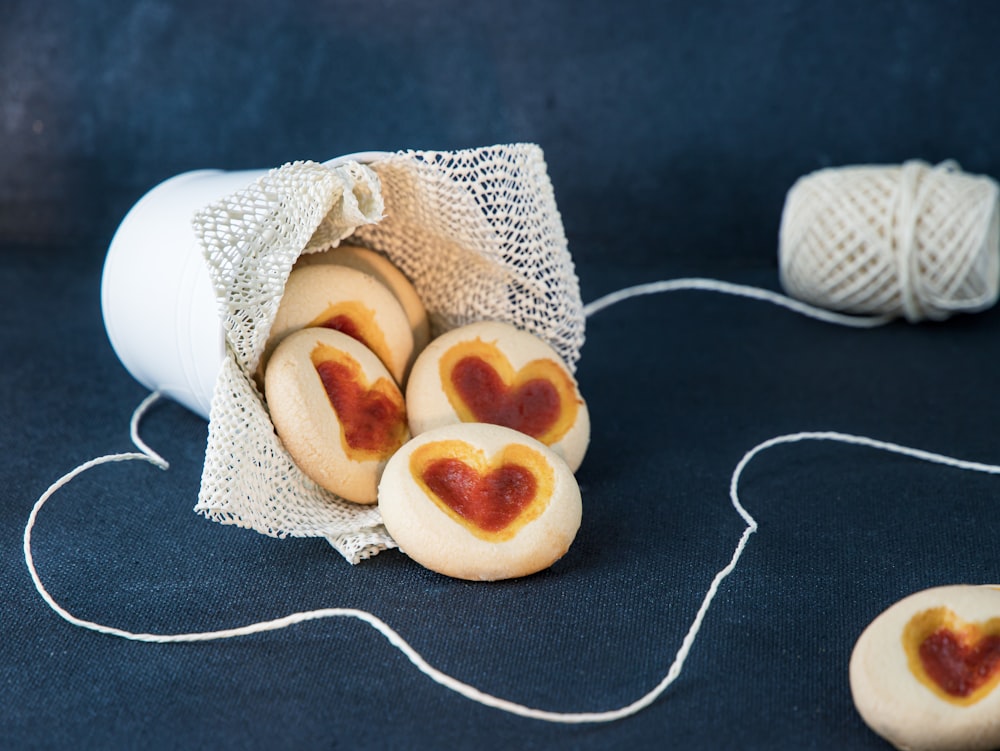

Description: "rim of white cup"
102 151 392 420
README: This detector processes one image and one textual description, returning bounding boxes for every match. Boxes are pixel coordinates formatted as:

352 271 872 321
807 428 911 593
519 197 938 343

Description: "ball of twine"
779 160 1000 322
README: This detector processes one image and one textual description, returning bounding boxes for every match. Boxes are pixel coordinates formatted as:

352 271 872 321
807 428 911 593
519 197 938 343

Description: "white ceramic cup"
101 152 388 420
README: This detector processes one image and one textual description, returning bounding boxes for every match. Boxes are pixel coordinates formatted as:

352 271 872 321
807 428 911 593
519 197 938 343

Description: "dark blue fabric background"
5 1 1000 749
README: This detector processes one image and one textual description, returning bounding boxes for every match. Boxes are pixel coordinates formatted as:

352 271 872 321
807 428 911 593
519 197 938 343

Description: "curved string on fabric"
24 277 996 724
581 277 893 326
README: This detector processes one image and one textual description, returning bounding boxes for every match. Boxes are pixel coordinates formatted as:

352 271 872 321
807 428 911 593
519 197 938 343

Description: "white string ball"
779 160 1000 322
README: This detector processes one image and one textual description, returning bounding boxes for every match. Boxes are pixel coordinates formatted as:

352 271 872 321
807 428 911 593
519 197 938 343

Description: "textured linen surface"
11 254 1000 751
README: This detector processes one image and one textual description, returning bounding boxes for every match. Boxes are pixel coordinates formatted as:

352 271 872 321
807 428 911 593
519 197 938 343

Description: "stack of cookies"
261 245 590 581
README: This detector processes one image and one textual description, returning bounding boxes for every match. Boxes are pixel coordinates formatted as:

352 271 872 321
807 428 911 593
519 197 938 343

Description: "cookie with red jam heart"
377 423 582 581
850 584 1000 751
265 327 409 504
262 263 415 385
405 321 589 472
293 245 431 361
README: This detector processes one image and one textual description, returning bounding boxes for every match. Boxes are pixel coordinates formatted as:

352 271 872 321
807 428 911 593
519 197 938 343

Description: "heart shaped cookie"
378 423 581 581
405 321 590 472
850 584 1000 751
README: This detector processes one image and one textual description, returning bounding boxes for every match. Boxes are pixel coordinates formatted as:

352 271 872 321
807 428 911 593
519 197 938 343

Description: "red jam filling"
420 458 537 533
315 360 405 455
919 628 1000 698
450 356 560 438
318 314 368 350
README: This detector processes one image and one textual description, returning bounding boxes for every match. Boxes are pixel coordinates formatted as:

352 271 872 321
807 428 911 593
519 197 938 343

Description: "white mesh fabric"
194 160 385 376
351 145 584 365
191 144 584 563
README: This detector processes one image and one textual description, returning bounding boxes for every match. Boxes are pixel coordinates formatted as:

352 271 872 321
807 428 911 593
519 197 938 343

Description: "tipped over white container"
100 152 387 420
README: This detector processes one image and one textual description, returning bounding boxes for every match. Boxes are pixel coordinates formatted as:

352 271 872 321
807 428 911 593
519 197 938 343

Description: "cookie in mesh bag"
193 144 584 564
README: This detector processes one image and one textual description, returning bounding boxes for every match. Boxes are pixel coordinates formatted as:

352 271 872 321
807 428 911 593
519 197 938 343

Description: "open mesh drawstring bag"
192 144 585 563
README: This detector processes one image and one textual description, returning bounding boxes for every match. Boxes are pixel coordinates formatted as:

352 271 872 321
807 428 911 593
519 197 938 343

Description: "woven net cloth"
191 144 584 563
779 160 1000 322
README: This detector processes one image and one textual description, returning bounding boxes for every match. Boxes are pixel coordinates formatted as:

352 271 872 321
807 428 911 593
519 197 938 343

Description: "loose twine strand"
22 281 1000 724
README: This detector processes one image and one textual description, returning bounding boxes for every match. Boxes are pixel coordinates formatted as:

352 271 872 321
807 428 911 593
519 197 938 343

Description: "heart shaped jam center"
410 439 554 541
451 358 559 437
904 607 1000 705
421 459 536 533
439 338 578 445
919 628 1000 699
311 344 407 462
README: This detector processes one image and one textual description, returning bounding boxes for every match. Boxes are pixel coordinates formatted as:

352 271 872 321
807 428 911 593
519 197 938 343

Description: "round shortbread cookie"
296 244 431 359
405 321 590 472
378 423 582 581
263 264 415 385
850 584 1000 751
264 327 409 505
